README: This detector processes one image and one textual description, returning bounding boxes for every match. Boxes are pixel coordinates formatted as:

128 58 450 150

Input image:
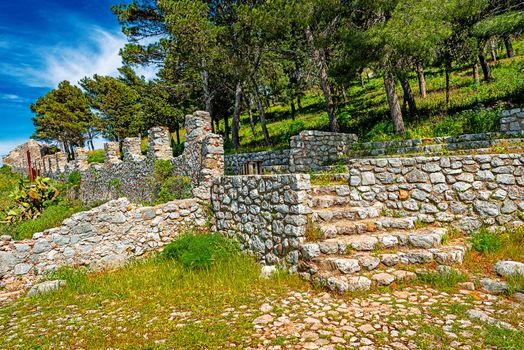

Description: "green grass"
87 149 105 163
0 201 86 240
221 36 524 153
463 226 524 276
0 242 307 349
415 269 469 291
0 166 21 212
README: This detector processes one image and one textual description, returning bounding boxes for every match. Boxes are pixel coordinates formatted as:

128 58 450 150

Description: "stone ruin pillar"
104 142 122 168
74 148 89 170
55 152 68 173
148 127 173 160
122 137 144 162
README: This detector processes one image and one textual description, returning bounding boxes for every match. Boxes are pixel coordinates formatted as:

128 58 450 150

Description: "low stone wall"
289 131 359 173
500 108 524 132
211 174 312 270
224 149 290 175
0 198 207 283
345 154 524 231
353 132 524 157
38 111 224 203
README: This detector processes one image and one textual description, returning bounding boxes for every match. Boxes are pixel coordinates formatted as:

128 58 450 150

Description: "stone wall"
224 149 290 175
353 132 524 157
289 131 358 172
345 154 524 231
0 198 207 283
223 131 359 175
500 108 524 132
211 174 312 270
36 111 223 203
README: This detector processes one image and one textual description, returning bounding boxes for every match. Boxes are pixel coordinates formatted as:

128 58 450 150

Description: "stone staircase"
299 183 467 293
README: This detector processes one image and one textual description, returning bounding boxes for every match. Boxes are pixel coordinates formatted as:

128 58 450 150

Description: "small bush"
153 159 174 182
153 176 193 205
161 233 238 269
471 229 502 254
87 149 105 163
67 170 81 189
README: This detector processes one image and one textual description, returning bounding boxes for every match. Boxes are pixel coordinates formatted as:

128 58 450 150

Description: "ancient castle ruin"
1 108 524 293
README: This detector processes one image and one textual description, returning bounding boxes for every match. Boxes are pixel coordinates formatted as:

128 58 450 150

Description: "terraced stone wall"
500 108 524 132
0 198 207 284
345 154 524 231
211 174 312 270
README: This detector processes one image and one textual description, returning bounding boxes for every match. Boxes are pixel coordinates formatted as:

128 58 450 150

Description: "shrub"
67 170 81 189
471 228 502 254
153 159 174 182
87 149 105 163
1 177 62 224
154 176 193 205
161 233 238 269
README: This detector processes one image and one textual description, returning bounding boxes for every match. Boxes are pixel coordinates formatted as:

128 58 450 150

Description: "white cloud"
0 93 22 101
1 26 159 89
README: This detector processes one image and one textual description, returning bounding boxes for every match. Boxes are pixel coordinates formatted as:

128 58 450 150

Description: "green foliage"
88 149 105 163
471 228 502 254
1 177 62 224
161 233 238 269
67 170 81 189
153 176 192 205
0 166 20 212
416 269 468 291
0 201 86 240
153 159 174 182
31 80 98 150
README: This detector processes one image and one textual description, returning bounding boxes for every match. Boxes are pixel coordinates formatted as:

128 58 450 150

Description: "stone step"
319 217 417 238
308 269 421 293
301 245 465 275
305 227 447 254
312 195 374 209
311 185 351 197
311 205 382 223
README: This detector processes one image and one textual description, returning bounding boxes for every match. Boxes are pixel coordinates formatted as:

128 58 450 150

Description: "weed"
305 219 322 242
470 228 502 254
416 269 468 291
87 149 105 163
161 232 238 269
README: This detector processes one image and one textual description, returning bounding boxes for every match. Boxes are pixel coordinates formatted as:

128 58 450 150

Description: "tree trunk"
305 26 339 132
383 72 405 135
291 99 296 121
245 96 257 137
399 75 417 118
489 39 497 63
359 69 365 87
504 36 514 58
473 63 480 85
415 63 427 98
223 113 230 143
175 126 180 144
297 96 302 110
231 82 242 149
445 61 451 109
341 85 348 104
252 83 271 145
478 49 492 82
89 140 94 151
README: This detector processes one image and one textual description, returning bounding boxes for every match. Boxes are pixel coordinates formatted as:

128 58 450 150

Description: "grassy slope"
225 37 524 153
0 167 86 240
0 240 522 349
0 254 307 349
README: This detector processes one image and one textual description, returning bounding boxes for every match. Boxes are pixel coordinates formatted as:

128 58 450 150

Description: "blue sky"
0 0 156 158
